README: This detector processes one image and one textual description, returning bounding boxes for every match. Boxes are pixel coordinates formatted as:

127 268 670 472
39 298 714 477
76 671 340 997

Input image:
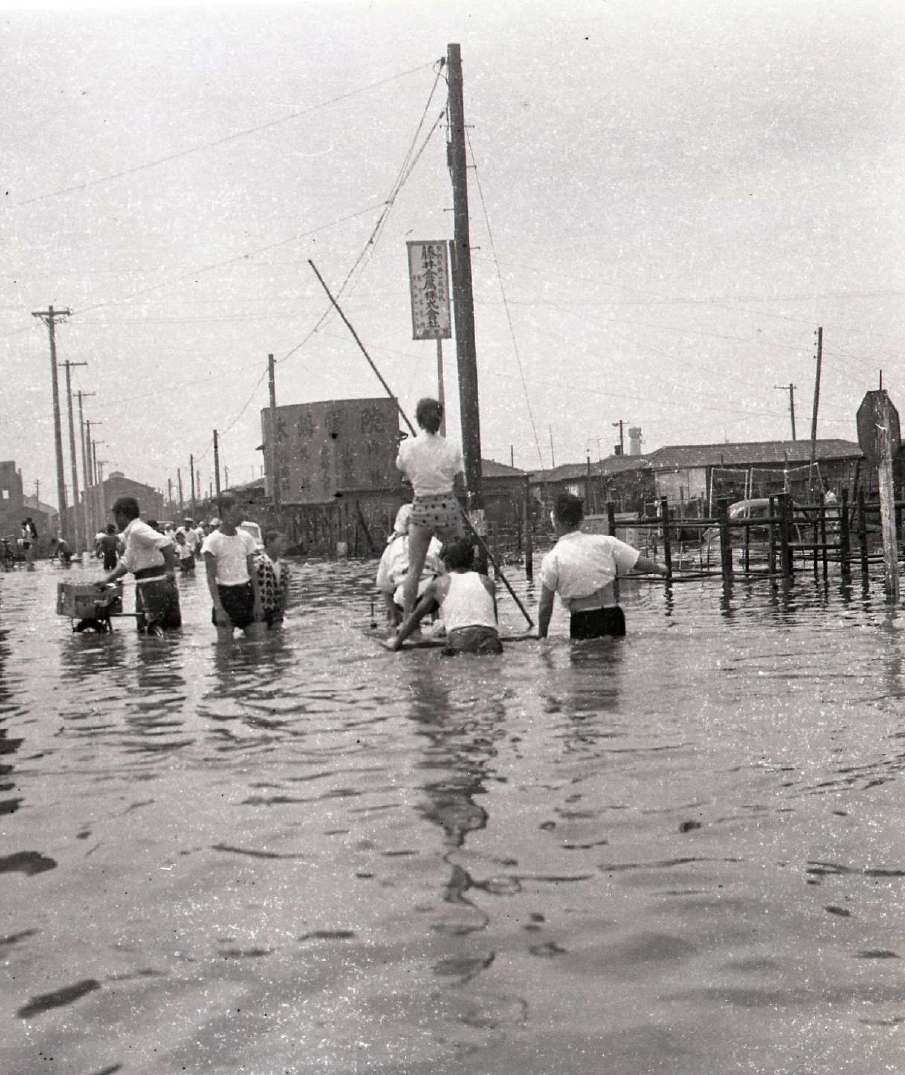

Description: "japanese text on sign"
407 240 452 340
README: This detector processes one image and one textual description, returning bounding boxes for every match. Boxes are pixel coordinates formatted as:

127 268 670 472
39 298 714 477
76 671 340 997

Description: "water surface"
2 560 904 1074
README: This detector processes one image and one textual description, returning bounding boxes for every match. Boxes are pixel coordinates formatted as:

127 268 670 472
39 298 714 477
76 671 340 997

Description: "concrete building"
93 472 165 522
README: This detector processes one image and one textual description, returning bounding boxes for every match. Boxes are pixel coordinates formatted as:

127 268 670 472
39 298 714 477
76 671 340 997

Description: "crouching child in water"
392 538 502 655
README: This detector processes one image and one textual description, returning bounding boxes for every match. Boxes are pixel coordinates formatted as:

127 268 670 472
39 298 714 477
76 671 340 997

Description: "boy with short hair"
392 537 502 654
201 495 263 641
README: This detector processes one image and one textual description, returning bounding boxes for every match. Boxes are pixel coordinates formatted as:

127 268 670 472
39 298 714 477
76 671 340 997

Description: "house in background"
530 455 653 515
644 439 866 512
93 471 165 522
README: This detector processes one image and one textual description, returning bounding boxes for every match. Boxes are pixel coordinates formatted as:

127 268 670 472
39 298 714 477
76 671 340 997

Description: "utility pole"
213 430 221 497
59 359 87 550
77 392 95 553
167 477 173 512
34 479 40 502
612 419 624 456
809 326 823 499
92 439 105 527
189 454 196 520
31 306 72 535
775 383 797 440
268 353 281 506
177 468 184 516
549 425 555 469
447 42 483 511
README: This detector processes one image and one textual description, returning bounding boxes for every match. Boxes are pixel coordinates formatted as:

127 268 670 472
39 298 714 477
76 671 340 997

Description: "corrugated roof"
644 439 862 469
481 458 526 478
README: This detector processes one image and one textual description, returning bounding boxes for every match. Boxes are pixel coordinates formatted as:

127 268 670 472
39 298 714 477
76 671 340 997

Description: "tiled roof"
644 439 862 469
481 458 526 478
529 455 648 482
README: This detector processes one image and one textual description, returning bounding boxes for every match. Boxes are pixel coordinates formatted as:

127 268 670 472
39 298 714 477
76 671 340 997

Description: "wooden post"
717 497 732 582
768 495 776 574
606 501 616 537
777 493 791 578
819 497 829 579
659 497 672 579
857 487 869 581
877 403 899 601
839 487 851 576
523 475 533 580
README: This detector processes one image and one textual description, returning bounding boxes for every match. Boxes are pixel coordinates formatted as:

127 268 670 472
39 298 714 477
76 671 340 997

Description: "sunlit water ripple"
2 559 905 1074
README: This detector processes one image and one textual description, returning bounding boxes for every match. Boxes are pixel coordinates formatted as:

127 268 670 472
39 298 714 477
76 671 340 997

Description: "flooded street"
2 559 905 1074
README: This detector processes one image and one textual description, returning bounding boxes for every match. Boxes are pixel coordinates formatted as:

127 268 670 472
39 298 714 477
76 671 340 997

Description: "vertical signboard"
407 241 452 340
262 397 401 504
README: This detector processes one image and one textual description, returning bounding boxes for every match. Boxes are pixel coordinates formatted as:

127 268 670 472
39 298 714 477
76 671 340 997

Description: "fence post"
523 476 533 581
819 498 828 579
607 501 616 537
839 487 851 576
777 492 791 578
768 495 776 574
858 488 869 581
660 497 673 579
717 497 732 582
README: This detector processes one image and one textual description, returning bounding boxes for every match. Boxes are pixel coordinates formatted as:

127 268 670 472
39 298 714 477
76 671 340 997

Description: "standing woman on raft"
395 398 465 625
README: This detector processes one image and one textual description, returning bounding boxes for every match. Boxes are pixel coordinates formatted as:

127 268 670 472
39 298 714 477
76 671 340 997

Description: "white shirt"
540 531 640 609
396 432 463 496
201 528 257 585
375 534 443 594
121 518 173 574
440 572 497 632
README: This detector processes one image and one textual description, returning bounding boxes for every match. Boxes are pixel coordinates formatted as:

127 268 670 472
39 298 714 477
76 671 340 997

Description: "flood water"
2 557 905 1075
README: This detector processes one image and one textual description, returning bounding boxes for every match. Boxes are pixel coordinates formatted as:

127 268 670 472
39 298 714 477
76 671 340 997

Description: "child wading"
254 529 291 629
537 493 668 640
201 495 264 641
393 538 502 655
395 398 464 627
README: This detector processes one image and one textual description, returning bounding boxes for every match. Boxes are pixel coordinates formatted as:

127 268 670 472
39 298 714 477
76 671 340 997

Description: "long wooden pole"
809 326 823 499
268 353 281 506
877 393 899 602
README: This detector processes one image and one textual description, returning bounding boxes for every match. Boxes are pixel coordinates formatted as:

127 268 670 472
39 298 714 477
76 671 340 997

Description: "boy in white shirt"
537 493 667 640
201 495 263 641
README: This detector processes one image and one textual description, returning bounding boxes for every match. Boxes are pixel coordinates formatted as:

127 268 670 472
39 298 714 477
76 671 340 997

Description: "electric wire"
18 61 441 207
464 126 547 476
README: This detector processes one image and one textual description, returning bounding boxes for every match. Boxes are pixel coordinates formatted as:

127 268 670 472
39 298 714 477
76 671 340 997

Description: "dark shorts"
215 582 256 629
135 577 182 632
443 625 503 655
103 550 118 570
569 606 626 640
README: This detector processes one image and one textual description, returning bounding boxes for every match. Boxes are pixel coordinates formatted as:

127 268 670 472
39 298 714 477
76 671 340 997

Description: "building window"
1 489 9 500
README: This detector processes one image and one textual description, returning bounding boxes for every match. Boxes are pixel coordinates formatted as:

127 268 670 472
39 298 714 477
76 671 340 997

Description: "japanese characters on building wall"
407 240 452 340
261 398 401 504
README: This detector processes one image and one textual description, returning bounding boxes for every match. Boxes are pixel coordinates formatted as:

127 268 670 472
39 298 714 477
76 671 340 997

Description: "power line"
17 60 441 207
465 127 546 473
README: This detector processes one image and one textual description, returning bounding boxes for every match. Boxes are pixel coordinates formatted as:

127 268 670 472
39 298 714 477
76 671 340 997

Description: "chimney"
628 427 642 456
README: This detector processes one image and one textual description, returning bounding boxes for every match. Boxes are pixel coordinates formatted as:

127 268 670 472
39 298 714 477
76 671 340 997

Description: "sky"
2 0 903 507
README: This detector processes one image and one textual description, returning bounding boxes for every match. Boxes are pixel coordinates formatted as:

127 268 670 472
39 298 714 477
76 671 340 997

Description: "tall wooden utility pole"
60 359 87 550
31 306 72 534
447 43 483 510
775 383 797 440
189 453 196 520
268 353 281 506
76 391 95 552
177 469 184 515
213 430 221 497
809 326 823 498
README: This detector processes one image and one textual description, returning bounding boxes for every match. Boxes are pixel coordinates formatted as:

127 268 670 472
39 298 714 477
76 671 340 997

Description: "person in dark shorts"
99 524 121 570
393 538 502 655
201 495 263 641
99 497 181 636
537 493 667 641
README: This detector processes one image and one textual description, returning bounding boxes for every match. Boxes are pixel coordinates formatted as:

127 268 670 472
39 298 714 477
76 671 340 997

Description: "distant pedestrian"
99 524 120 571
20 518 37 567
174 530 195 573
395 397 464 623
99 497 181 636
537 493 667 640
